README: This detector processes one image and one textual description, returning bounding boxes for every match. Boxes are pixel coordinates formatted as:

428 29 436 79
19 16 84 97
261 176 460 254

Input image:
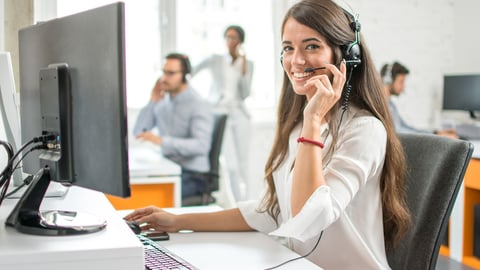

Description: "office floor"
437 255 476 270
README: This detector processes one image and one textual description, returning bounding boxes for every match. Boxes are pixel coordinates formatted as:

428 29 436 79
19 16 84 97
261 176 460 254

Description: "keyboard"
137 234 197 270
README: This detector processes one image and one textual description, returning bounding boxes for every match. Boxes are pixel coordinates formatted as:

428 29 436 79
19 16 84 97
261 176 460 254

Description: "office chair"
182 113 227 206
386 133 473 270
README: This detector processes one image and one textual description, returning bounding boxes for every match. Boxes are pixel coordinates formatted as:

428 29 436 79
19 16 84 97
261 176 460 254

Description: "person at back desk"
133 53 214 202
380 61 458 139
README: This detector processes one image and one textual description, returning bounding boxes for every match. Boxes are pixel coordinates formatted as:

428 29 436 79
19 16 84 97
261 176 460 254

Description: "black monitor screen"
5 2 130 235
443 74 480 118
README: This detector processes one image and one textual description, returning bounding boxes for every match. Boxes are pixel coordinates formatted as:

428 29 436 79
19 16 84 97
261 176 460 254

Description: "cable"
0 140 14 178
3 144 46 199
0 140 15 206
4 144 46 198
5 175 33 198
339 66 354 126
0 140 14 161
0 135 53 206
264 231 323 270
0 134 54 179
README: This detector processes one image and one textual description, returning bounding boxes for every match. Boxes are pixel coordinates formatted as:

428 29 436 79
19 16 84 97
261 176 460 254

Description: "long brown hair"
259 0 410 249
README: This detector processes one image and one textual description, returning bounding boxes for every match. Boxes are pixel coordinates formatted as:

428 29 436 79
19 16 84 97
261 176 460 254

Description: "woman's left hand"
303 61 347 122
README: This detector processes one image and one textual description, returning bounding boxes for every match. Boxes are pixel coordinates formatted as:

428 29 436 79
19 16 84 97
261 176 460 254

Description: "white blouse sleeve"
237 200 279 234
269 115 387 242
269 186 334 242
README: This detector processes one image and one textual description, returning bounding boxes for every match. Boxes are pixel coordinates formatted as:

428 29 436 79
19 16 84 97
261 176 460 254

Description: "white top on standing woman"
192 25 254 201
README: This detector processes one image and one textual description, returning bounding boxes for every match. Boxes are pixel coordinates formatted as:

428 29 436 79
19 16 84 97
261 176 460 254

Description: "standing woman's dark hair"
224 25 245 43
260 0 410 249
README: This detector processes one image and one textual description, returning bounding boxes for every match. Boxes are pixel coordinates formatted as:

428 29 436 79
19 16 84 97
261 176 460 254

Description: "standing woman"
192 25 254 201
126 1 410 269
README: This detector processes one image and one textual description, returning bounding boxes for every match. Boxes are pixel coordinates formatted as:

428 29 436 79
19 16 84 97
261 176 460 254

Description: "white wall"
0 0 4 51
348 0 479 130
452 0 477 73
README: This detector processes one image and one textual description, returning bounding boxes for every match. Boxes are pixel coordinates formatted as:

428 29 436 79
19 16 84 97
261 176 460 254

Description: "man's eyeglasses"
162 70 182 76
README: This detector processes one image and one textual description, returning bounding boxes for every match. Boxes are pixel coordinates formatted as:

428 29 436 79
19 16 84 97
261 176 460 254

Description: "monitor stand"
5 167 106 235
470 110 478 119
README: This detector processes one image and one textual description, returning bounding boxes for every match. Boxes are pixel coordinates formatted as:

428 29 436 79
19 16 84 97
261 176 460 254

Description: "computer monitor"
443 74 480 119
5 2 130 235
0 52 22 186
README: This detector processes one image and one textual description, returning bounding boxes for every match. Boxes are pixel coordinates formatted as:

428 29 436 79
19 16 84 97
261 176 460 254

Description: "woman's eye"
282 46 293 53
306 44 320 50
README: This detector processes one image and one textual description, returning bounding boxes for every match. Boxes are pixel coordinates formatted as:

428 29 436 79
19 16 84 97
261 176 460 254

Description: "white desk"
0 186 144 270
1 191 321 270
162 231 321 269
128 141 182 207
119 207 322 270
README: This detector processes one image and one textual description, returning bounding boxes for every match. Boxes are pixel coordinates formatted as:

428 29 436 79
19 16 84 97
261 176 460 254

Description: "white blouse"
238 105 391 269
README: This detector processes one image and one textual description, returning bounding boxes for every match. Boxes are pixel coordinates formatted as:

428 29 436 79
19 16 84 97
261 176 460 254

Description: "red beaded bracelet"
297 137 324 149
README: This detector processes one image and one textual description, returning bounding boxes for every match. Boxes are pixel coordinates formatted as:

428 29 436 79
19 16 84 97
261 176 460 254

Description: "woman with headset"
126 1 410 268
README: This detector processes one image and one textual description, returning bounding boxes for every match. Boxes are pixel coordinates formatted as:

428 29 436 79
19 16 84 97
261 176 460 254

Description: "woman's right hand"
124 206 178 232
303 61 347 123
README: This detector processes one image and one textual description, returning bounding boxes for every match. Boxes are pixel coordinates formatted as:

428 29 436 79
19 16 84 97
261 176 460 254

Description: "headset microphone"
304 67 326 73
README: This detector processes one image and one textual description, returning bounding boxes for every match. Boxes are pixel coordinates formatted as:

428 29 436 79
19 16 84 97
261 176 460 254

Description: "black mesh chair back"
387 133 473 269
182 113 227 206
208 113 227 192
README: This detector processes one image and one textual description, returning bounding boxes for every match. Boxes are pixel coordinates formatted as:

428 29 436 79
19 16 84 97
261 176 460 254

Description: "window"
176 0 275 108
50 0 277 110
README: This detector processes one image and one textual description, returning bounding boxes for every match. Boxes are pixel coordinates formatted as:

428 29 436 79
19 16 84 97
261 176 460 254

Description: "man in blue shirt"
134 53 215 202
380 61 458 138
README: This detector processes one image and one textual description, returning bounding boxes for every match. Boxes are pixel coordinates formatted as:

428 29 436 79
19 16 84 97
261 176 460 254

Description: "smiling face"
281 17 335 97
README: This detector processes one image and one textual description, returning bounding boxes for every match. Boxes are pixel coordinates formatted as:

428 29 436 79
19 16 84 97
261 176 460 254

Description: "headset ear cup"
341 11 361 69
382 73 392 85
181 55 191 83
343 42 361 68
382 64 393 84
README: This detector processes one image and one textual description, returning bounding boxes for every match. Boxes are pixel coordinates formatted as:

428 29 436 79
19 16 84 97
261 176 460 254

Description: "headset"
339 8 361 113
341 9 362 69
382 63 393 85
179 54 192 83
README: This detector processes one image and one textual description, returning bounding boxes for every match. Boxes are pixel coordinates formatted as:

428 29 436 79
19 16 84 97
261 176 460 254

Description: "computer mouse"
125 220 142 234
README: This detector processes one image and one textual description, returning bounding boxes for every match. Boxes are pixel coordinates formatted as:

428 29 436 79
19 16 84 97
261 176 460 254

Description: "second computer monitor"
443 74 480 119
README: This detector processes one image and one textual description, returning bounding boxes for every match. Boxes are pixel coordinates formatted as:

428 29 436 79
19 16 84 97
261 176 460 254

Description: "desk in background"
107 141 182 208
